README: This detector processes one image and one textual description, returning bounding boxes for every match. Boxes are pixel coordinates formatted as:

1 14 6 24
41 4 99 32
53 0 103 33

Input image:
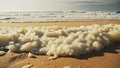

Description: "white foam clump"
0 24 120 59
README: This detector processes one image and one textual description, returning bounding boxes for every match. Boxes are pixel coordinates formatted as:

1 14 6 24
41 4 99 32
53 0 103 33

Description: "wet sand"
0 20 120 68
0 20 120 27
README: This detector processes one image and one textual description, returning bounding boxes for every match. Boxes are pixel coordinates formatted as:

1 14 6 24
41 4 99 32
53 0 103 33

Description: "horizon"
0 0 120 12
0 10 119 12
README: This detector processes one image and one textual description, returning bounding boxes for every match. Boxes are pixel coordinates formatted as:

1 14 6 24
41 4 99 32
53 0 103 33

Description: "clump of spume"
92 41 103 51
7 41 22 52
20 40 41 52
0 24 119 59
0 34 11 42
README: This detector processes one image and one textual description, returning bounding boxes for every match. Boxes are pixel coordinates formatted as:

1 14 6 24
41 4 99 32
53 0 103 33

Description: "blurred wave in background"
0 0 120 22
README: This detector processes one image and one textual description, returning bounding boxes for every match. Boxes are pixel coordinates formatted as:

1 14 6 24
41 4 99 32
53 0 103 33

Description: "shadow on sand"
69 42 120 60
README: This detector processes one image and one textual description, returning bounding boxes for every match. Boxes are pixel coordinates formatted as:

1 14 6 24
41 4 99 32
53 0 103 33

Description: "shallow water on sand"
0 11 119 23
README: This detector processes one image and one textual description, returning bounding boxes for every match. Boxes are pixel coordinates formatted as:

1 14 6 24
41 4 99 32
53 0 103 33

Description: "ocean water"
0 0 120 12
0 11 120 23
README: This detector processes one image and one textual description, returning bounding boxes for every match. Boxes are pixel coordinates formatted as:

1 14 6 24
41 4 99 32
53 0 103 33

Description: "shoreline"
0 20 120 27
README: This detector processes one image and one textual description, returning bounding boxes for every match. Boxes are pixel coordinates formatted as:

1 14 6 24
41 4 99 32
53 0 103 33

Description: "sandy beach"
0 20 120 68
0 20 120 27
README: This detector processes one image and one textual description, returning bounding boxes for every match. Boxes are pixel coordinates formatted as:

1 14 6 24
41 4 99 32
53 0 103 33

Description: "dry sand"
0 20 120 68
